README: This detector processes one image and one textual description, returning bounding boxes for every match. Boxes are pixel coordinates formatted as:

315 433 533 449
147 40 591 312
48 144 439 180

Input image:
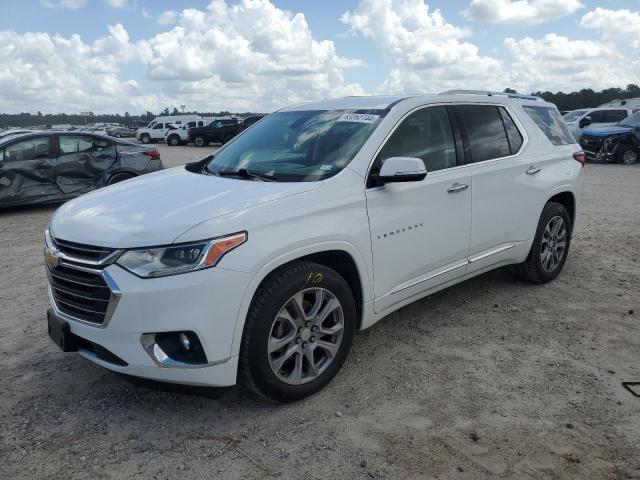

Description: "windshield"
205 109 387 182
563 110 587 122
619 111 640 127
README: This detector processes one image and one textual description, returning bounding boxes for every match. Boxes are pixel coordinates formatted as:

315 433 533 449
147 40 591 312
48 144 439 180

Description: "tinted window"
59 135 93 154
523 106 574 145
153 123 164 130
499 107 523 154
605 110 627 122
5 137 50 162
456 105 510 162
589 111 608 123
377 106 456 173
222 120 237 125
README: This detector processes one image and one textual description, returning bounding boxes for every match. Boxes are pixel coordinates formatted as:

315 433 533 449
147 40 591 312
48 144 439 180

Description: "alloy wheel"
540 215 567 273
622 149 638 165
268 288 344 385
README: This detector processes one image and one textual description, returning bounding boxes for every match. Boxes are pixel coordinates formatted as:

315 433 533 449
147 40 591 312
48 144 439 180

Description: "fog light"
179 332 193 352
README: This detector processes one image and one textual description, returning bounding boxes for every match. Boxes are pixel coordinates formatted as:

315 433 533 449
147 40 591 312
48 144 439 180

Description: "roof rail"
440 90 544 102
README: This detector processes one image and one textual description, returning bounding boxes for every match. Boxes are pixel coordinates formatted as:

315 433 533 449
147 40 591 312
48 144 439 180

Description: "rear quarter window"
523 106 575 145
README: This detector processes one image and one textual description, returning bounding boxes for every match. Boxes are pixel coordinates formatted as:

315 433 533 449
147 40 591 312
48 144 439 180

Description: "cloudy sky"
0 0 638 114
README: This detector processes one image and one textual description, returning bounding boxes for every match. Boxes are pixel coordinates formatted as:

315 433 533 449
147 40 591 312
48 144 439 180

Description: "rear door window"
523 106 574 145
589 111 608 123
59 136 94 155
605 110 628 122
455 105 510 163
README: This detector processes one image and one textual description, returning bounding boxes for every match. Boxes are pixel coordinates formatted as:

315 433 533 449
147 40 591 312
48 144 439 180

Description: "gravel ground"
1 148 639 479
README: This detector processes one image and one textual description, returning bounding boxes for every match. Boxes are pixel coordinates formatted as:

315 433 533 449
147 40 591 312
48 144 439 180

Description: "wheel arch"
546 190 576 228
229 244 371 358
106 169 138 184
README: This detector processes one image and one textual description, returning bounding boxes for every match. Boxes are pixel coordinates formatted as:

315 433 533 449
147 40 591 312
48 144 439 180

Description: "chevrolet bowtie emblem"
45 248 59 268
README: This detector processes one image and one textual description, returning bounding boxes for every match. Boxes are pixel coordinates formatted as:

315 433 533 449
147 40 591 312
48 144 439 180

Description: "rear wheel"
617 145 638 165
140 134 151 144
512 202 572 284
194 136 208 147
108 173 135 185
239 261 356 402
167 135 181 146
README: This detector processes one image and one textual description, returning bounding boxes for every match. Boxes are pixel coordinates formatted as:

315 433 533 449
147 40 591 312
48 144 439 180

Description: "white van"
46 92 584 401
137 115 204 144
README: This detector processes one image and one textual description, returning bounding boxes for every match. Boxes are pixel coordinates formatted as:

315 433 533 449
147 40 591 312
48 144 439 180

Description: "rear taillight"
144 149 160 158
573 151 586 167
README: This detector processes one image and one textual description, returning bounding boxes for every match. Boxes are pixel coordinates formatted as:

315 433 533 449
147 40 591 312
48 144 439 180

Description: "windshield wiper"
213 168 278 182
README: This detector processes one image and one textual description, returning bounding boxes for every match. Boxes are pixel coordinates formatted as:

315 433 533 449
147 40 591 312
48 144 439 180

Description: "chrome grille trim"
46 229 123 267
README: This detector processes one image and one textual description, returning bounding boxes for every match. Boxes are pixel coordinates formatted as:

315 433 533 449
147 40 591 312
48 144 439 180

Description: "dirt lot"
1 149 639 479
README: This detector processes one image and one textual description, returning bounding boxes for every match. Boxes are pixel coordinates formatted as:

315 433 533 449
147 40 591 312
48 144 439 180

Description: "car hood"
582 125 632 137
50 167 320 248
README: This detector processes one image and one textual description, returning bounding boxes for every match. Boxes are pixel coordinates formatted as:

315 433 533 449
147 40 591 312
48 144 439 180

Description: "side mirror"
374 157 426 186
579 116 592 128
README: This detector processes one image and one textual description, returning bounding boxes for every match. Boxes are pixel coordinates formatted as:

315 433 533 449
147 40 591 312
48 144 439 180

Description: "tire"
239 261 356 402
108 173 135 185
616 145 638 165
140 134 151 144
167 135 181 146
194 136 208 147
512 202 572 284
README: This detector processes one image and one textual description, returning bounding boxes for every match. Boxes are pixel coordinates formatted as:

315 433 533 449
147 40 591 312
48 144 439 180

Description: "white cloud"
0 1 364 113
463 0 583 25
340 0 506 93
503 33 640 92
141 7 151 19
105 0 137 8
0 25 147 113
40 0 86 9
137 1 364 111
580 8 640 49
157 10 177 26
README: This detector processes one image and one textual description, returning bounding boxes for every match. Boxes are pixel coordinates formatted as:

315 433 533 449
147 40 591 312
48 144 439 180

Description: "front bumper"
48 263 252 387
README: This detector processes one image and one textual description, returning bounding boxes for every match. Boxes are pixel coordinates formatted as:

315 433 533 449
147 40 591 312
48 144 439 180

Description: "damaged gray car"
0 132 163 208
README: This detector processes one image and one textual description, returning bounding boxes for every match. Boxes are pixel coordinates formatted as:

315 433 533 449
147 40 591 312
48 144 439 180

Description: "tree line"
2 84 640 128
0 109 262 129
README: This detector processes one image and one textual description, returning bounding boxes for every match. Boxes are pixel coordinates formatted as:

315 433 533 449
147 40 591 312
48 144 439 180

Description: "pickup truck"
188 118 240 147
579 111 640 164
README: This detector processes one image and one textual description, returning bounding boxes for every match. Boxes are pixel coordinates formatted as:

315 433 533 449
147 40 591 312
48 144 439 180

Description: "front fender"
228 240 372 358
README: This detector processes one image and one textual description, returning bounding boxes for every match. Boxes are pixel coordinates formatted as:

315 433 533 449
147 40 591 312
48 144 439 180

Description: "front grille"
580 135 604 153
47 263 112 325
52 237 116 263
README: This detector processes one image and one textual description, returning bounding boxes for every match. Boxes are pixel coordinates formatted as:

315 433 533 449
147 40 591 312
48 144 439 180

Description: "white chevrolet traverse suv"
45 91 584 401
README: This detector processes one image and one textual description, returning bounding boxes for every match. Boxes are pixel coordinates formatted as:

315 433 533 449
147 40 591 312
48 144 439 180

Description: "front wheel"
239 261 356 402
140 134 151 144
167 135 181 146
512 202 572 284
617 145 638 165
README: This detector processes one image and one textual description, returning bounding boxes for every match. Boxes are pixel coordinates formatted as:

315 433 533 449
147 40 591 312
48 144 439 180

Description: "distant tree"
503 88 517 94
161 108 170 116
171 107 180 115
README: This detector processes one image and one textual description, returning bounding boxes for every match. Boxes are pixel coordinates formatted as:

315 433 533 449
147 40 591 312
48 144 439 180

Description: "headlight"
116 232 246 278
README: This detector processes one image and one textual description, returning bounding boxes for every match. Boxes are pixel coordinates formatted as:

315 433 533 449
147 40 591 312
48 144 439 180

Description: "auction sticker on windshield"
336 113 380 124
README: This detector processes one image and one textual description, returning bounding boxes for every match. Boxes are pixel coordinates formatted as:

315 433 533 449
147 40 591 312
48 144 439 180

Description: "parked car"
564 107 632 140
44 92 583 401
136 115 205 144
188 118 240 146
164 119 216 146
579 111 640 164
107 126 136 138
0 129 36 141
0 132 163 208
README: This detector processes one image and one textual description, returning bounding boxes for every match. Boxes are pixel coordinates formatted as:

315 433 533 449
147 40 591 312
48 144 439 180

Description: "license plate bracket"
47 309 78 352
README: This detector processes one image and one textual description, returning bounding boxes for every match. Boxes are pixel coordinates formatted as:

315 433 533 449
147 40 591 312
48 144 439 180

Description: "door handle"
526 166 541 175
447 182 469 193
